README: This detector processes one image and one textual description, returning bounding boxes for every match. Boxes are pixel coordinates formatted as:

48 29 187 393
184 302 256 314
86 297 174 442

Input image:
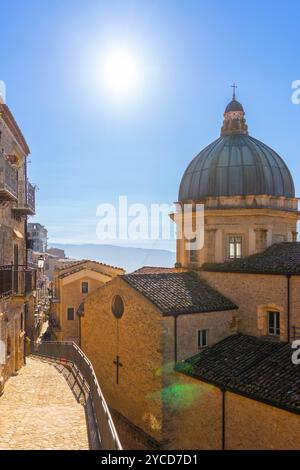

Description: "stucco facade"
51 261 124 344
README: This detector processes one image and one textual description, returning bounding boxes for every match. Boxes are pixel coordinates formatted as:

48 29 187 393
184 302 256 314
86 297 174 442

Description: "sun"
101 47 141 97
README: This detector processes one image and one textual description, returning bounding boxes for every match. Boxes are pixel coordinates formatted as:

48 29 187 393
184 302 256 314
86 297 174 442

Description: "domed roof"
225 99 244 113
178 94 295 201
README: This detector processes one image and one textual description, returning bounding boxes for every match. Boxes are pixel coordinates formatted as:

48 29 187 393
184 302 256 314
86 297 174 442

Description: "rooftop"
176 334 300 414
121 271 237 315
132 266 177 275
203 242 300 275
56 259 124 278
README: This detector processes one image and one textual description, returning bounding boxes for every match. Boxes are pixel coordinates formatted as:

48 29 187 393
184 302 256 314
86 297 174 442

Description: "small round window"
111 295 124 319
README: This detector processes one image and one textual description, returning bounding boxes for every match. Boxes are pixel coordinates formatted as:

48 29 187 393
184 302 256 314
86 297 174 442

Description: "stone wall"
201 271 293 340
177 310 237 361
162 310 237 363
166 373 222 449
168 372 300 450
226 392 300 449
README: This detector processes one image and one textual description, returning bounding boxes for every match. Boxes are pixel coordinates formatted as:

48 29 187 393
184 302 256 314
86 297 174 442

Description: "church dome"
179 93 295 201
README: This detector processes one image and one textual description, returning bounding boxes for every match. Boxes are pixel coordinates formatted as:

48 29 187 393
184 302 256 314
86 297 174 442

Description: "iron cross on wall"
113 355 123 384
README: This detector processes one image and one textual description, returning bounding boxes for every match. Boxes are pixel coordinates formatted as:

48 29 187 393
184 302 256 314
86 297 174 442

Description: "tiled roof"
121 272 237 315
203 242 300 275
132 266 177 274
177 334 300 414
57 259 124 277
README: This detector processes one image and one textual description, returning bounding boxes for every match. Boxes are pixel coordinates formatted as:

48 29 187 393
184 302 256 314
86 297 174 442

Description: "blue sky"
1 0 300 250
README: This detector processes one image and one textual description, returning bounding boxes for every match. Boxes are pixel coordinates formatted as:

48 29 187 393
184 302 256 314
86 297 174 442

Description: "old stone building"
0 95 36 393
50 260 124 344
80 92 300 449
27 222 47 253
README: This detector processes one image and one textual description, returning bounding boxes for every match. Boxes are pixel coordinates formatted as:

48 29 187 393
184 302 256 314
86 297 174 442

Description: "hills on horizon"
50 243 176 273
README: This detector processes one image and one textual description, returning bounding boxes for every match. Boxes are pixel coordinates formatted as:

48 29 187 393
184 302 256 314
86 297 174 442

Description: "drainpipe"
24 156 28 269
79 315 81 349
174 315 178 363
287 274 291 343
222 388 226 450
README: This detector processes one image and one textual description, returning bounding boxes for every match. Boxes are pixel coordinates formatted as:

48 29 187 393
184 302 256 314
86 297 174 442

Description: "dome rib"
246 136 274 195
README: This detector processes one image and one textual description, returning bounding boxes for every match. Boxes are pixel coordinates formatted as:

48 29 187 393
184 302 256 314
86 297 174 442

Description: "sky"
1 0 300 251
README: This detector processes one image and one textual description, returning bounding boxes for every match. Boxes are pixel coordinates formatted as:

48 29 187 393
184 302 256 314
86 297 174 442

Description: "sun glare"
101 47 141 97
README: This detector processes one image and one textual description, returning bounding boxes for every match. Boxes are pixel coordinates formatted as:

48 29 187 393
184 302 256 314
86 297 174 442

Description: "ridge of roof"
56 258 124 274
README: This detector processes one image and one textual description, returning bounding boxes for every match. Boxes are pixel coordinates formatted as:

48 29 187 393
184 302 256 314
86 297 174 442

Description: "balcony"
0 265 37 298
12 180 36 215
0 154 18 202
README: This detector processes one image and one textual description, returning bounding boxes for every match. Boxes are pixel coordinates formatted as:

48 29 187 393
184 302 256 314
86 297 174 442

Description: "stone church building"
81 93 300 449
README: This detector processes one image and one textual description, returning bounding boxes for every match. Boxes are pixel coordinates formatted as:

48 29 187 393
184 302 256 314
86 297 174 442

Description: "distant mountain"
50 243 176 273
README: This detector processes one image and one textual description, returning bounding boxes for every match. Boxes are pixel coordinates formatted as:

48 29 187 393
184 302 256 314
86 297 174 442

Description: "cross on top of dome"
231 82 237 100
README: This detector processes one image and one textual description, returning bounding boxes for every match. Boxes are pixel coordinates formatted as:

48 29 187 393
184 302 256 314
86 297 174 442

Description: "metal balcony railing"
30 341 122 450
27 181 35 213
0 154 18 201
0 265 37 297
13 179 36 215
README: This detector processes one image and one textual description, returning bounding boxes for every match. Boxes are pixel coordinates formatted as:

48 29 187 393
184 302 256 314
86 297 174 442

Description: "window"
268 311 280 336
67 307 75 321
228 235 242 259
111 295 125 319
81 282 89 294
198 329 208 348
7 336 11 357
188 237 197 263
